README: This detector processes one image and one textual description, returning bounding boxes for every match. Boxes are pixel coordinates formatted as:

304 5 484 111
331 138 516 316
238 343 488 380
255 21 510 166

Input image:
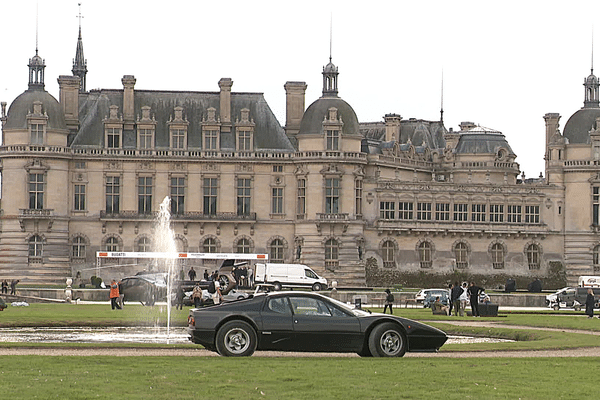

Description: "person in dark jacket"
450 281 463 316
467 282 483 317
383 289 395 314
188 267 197 281
585 288 595 318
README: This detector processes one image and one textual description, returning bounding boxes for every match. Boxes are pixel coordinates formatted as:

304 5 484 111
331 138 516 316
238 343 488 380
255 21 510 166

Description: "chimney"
543 113 561 146
459 121 477 131
58 75 80 132
219 78 233 133
122 75 136 130
384 113 401 142
284 81 307 137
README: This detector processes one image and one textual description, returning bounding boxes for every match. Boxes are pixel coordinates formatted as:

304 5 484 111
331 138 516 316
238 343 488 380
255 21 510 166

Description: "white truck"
254 263 327 291
578 276 600 287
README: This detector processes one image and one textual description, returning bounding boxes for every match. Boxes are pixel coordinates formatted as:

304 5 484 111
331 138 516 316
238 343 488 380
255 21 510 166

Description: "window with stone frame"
398 202 414 220
28 173 44 210
325 178 340 214
71 236 86 259
382 240 396 268
74 184 86 211
454 203 468 221
105 176 120 214
526 243 541 269
325 238 339 269
203 177 218 215
272 187 284 215
379 201 395 220
594 245 600 273
297 178 306 218
106 127 121 149
270 239 285 263
204 129 219 150
355 179 363 217
138 176 153 215
203 237 217 253
171 128 186 150
237 129 252 151
525 205 540 224
471 203 486 222
326 129 340 151
489 204 504 222
435 202 450 221
417 202 432 221
491 243 504 269
418 241 432 268
454 242 468 268
137 237 152 252
594 187 600 226
138 128 154 149
508 205 522 223
237 178 252 216
236 238 251 254
28 235 43 260
30 123 44 145
105 237 120 252
170 177 185 216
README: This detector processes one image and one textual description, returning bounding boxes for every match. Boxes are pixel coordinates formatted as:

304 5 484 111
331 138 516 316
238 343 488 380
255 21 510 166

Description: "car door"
288 295 362 352
259 296 295 350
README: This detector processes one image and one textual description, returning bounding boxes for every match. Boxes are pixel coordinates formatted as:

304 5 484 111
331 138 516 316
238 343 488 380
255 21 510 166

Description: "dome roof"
298 96 360 136
455 129 515 156
323 61 338 74
563 107 600 144
4 89 67 131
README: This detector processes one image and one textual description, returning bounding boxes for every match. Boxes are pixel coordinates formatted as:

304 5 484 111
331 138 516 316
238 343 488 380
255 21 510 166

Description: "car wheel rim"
379 330 402 356
224 328 250 354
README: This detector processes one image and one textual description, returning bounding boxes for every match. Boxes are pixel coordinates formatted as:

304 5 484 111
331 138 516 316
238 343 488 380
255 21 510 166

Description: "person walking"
585 288 595 318
467 282 482 317
109 279 121 310
451 281 463 316
188 267 197 281
10 279 19 295
175 284 185 310
383 289 395 314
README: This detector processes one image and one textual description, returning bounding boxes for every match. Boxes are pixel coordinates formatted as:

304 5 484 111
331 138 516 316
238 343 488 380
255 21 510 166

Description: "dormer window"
106 128 121 149
235 108 255 151
326 129 339 151
103 105 123 149
30 123 44 145
168 106 189 150
27 101 48 145
323 107 343 151
138 128 154 149
137 106 156 150
202 107 220 150
204 129 219 150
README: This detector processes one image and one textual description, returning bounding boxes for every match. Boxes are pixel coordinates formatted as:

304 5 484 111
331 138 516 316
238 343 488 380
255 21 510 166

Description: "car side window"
289 297 332 316
267 297 291 315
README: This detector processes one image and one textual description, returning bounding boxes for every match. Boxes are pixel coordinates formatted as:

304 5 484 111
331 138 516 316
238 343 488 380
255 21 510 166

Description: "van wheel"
273 282 282 291
312 283 322 291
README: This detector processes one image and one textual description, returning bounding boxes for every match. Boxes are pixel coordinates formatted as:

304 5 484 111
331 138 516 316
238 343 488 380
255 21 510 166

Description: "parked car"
415 289 450 307
554 287 600 311
188 291 447 357
120 272 167 306
423 290 450 308
545 287 573 310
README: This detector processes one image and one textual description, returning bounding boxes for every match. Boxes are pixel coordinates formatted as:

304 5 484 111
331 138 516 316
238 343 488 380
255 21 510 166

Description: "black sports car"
188 291 447 357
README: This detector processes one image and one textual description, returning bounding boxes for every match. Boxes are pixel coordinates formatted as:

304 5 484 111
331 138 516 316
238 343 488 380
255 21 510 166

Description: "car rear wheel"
368 322 406 357
574 305 581 312
553 304 560 311
215 320 257 357
312 283 322 291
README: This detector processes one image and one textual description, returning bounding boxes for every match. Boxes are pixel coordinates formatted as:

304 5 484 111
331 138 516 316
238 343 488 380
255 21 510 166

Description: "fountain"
153 196 178 343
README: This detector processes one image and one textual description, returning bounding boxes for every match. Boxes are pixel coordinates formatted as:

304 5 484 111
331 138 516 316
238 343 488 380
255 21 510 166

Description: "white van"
578 276 600 287
254 263 327 291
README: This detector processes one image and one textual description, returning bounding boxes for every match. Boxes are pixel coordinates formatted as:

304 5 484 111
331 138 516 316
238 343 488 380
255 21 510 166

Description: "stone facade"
0 30 598 288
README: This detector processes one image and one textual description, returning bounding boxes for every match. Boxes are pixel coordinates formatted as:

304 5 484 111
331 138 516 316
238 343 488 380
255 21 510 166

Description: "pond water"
0 328 512 345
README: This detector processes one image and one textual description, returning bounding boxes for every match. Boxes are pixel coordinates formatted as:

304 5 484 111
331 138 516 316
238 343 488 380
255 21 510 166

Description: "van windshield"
304 269 318 279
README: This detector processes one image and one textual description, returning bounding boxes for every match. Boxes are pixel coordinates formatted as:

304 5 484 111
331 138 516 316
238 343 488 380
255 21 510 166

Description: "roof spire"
72 2 88 92
28 1 45 90
329 13 333 63
440 69 444 122
322 14 338 97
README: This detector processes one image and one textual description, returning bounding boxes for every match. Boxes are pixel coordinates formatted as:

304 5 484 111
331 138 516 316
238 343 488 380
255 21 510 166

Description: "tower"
72 5 87 92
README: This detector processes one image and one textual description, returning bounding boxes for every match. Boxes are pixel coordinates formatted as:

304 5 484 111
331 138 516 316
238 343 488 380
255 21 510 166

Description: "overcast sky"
2 0 600 177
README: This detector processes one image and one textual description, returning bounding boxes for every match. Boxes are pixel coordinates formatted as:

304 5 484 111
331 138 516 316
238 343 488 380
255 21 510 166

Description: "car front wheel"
215 320 257 357
368 322 406 357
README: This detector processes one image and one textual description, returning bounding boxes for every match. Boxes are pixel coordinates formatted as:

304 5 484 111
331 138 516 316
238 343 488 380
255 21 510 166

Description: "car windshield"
326 296 372 316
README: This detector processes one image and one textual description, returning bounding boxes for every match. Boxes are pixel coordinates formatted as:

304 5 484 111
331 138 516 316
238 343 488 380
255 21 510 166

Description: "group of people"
449 281 486 317
187 266 252 288
190 279 223 308
1 279 20 295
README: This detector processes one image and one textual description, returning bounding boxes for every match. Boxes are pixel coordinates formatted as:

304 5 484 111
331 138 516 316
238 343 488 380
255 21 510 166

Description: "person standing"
203 269 209 281
459 282 468 317
10 279 19 295
109 279 121 310
192 282 203 308
467 282 482 317
175 284 185 310
451 281 463 316
585 288 595 318
447 283 454 315
188 267 197 281
383 289 395 314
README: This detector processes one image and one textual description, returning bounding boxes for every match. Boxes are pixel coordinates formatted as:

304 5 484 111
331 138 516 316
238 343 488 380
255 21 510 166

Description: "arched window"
454 242 468 269
382 240 395 268
325 238 339 269
28 235 43 259
491 243 504 269
418 241 432 268
526 244 541 270
106 237 120 252
137 237 151 252
203 238 217 253
72 236 86 259
236 238 251 254
270 239 285 263
594 245 600 273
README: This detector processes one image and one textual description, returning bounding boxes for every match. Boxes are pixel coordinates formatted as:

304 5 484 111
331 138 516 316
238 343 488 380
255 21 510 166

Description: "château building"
0 26 598 288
